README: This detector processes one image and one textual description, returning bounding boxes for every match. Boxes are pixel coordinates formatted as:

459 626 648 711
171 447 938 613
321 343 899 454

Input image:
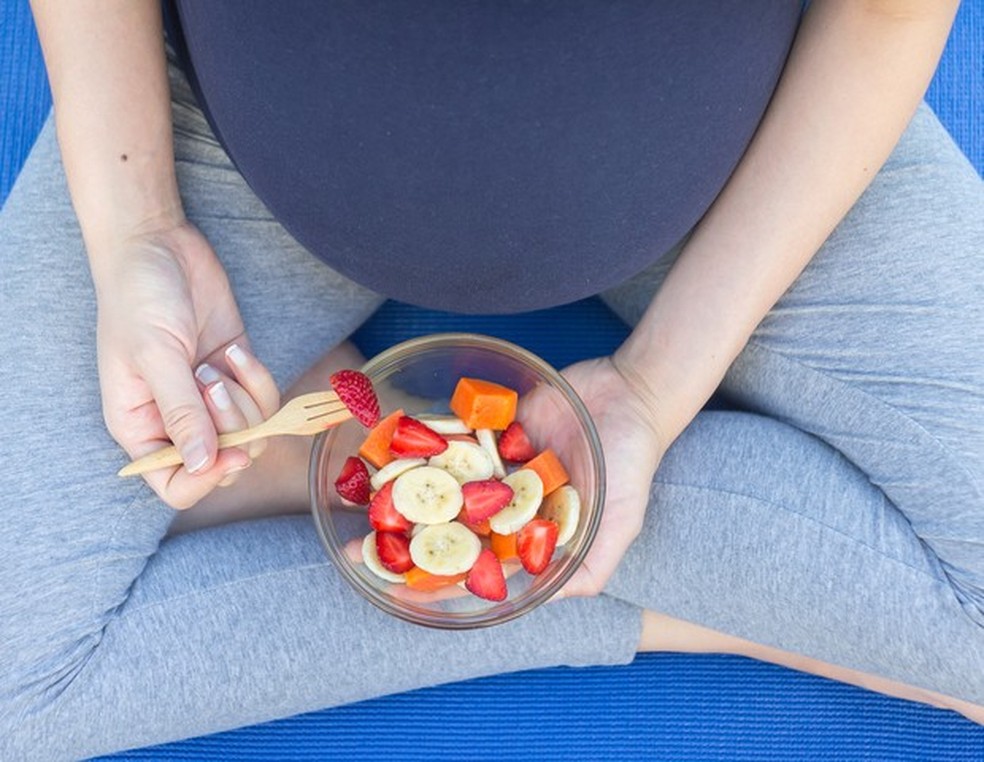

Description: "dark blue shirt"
171 1 801 313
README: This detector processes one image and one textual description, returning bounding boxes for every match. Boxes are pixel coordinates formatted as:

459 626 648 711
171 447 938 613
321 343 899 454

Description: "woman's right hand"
31 0 282 509
94 218 279 509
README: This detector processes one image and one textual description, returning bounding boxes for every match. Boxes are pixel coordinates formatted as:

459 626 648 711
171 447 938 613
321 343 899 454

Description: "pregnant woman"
2 1 983 757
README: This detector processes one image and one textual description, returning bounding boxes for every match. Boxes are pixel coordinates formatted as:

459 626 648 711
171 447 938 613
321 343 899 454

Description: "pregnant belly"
175 0 801 312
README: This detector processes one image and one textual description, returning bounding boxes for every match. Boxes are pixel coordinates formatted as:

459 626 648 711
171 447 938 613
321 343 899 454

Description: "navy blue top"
171 1 800 313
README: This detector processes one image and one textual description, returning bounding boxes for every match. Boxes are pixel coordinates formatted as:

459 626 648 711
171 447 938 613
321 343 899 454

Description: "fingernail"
218 459 251 487
208 381 233 411
182 441 210 474
195 362 221 385
226 460 251 476
225 343 248 368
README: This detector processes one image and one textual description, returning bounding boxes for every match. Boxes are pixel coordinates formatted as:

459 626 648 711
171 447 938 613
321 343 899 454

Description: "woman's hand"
558 357 665 597
96 219 279 509
32 0 281 510
523 356 665 598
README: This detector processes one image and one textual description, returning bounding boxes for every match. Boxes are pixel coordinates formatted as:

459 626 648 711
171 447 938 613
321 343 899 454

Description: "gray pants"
2 61 983 760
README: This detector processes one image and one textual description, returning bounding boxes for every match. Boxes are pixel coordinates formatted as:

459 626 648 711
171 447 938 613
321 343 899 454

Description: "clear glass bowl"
310 333 604 629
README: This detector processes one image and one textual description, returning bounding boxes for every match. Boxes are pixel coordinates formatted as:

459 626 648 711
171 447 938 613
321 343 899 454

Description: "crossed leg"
604 103 984 717
0 62 640 760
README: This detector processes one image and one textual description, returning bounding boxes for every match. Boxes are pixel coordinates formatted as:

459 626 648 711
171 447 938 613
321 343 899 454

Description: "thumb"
139 344 218 473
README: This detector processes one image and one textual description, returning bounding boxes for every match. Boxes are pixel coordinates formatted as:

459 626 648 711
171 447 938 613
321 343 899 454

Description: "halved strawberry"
465 548 507 601
368 481 412 533
375 531 414 574
497 421 536 462
330 369 380 428
517 519 559 575
389 416 448 458
334 456 371 504
461 479 514 524
457 507 492 537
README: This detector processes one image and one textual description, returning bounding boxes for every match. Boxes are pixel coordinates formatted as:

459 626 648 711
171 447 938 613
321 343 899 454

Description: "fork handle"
117 426 273 478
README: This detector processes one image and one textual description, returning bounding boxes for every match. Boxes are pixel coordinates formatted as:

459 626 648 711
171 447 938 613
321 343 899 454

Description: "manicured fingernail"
195 362 221 385
208 381 233 411
182 441 209 474
225 343 247 368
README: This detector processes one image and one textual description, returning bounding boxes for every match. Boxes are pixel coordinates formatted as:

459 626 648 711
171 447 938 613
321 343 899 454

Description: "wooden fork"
118 390 352 477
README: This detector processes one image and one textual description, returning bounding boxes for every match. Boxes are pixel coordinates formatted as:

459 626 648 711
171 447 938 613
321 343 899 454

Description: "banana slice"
392 466 464 524
410 522 482 575
539 484 580 546
488 468 544 534
427 440 494 484
370 457 426 492
361 532 407 583
476 428 507 479
416 414 472 435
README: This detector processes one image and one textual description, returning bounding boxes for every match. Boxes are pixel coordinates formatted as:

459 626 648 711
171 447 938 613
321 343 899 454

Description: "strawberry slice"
465 548 507 601
457 508 492 537
334 456 371 504
389 416 448 458
368 481 412 533
330 369 380 428
517 519 559 575
461 479 514 524
497 421 536 462
375 531 414 574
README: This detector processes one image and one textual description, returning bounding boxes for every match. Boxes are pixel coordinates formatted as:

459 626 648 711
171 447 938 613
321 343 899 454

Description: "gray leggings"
2 62 983 760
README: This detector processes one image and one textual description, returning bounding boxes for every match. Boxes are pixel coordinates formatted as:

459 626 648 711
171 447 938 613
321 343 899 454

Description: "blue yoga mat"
2 0 983 759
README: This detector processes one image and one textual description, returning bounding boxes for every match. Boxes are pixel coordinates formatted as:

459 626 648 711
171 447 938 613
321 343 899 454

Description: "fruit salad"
332 375 582 602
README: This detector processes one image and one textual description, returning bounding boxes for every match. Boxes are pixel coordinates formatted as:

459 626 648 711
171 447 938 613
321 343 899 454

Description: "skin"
637 612 984 726
31 0 981 724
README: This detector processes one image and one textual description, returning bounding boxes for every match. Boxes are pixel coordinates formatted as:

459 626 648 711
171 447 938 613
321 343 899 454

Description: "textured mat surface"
2 0 983 760
925 0 984 175
0 0 51 203
97 653 984 762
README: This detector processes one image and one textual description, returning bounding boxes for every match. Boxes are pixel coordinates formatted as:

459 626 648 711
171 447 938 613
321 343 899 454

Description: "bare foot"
168 341 367 534
638 610 984 725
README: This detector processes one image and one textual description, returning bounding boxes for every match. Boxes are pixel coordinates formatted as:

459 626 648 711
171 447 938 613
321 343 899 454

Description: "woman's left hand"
544 356 666 598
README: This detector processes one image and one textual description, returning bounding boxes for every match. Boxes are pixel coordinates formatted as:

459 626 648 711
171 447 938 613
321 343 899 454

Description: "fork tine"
306 406 349 421
303 398 342 410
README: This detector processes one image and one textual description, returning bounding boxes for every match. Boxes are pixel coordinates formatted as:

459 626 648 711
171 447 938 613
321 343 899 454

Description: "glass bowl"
310 333 604 629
